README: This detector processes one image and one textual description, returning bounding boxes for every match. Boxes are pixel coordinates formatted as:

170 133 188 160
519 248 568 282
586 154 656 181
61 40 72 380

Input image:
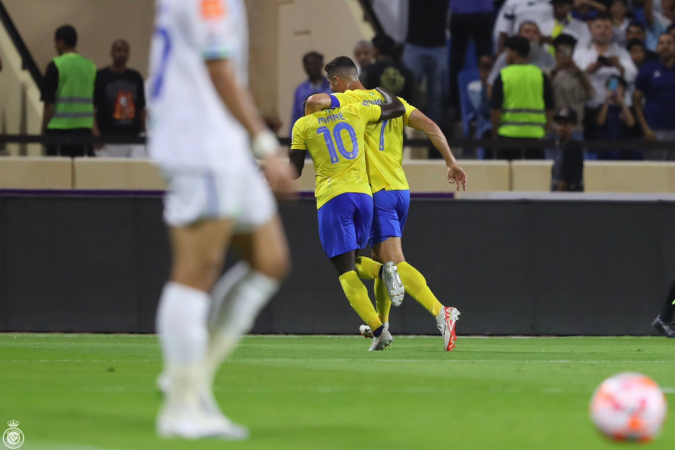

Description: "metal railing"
0 0 43 87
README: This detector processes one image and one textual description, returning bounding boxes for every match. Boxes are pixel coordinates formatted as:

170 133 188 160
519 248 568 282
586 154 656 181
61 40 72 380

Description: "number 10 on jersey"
317 123 359 164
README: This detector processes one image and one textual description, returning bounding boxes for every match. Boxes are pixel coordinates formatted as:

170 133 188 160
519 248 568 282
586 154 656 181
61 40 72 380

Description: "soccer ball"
590 372 668 442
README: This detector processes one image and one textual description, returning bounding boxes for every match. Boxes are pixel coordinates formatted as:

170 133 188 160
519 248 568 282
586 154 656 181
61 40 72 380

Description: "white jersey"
148 0 251 172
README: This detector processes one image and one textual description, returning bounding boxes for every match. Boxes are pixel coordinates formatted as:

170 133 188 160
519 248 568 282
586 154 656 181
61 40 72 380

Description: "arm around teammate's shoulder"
375 87 406 120
305 94 334 115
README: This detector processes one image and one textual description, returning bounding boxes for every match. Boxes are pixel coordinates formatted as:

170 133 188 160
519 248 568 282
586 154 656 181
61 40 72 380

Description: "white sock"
156 282 210 405
205 268 280 384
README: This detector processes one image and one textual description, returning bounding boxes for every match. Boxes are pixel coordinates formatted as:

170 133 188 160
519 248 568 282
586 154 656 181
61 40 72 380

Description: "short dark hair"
303 51 323 65
628 21 646 32
553 33 578 50
626 38 646 51
504 36 530 58
593 12 612 22
55 25 77 48
668 23 675 33
371 34 396 57
324 56 358 78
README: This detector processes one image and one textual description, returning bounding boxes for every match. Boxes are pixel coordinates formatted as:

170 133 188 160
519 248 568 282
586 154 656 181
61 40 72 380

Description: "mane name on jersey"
317 111 345 125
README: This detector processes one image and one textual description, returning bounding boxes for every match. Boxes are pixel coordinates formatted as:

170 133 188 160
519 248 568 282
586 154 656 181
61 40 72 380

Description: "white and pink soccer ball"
590 373 668 442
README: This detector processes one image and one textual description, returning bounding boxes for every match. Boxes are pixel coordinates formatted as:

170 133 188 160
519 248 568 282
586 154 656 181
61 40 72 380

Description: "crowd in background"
291 0 675 163
40 25 146 158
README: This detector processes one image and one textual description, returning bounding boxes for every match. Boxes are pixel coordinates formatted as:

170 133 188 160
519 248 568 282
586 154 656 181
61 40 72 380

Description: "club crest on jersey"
3 420 24 449
201 0 227 20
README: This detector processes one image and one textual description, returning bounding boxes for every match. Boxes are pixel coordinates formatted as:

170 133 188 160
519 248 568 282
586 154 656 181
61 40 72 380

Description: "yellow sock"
355 256 382 280
397 262 444 316
374 277 391 324
339 271 382 330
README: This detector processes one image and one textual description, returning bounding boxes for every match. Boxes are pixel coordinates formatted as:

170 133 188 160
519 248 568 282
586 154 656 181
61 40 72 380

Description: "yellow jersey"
330 89 416 193
291 103 383 209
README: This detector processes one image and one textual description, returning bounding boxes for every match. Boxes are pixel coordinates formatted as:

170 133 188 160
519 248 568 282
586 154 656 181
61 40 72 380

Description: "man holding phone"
547 34 595 137
573 14 637 141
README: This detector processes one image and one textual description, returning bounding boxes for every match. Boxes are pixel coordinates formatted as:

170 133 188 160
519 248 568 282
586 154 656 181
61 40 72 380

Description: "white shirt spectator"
573 42 637 108
498 0 554 36
540 16 592 48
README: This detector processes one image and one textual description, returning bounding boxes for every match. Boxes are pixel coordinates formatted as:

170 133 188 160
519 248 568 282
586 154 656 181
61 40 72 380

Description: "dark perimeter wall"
1 193 673 335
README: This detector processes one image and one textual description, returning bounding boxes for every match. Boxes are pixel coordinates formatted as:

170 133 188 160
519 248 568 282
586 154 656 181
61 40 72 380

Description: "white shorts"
162 164 277 232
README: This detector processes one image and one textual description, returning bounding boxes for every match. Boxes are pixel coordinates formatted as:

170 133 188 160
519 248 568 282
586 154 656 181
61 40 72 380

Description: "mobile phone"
597 56 611 66
608 78 619 92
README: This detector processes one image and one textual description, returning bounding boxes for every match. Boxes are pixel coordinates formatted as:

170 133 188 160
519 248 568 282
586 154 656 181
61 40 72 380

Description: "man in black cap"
551 107 584 191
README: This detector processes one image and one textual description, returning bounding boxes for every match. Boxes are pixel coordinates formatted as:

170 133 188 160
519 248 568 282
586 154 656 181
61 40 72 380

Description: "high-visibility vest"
47 53 97 130
498 64 547 139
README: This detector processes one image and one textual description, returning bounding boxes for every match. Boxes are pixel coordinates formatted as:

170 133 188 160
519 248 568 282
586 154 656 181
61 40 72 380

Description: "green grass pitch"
1 334 673 450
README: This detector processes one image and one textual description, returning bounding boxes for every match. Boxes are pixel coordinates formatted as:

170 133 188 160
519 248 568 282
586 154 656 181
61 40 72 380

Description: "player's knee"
252 246 291 282
171 251 224 290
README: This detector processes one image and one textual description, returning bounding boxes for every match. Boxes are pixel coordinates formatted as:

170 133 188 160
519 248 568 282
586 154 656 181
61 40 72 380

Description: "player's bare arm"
206 59 295 196
289 150 307 179
375 87 406 121
305 93 332 115
406 110 467 191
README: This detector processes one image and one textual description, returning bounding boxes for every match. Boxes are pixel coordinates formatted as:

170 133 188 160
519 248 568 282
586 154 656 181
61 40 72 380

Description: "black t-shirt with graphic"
360 61 416 105
94 68 146 135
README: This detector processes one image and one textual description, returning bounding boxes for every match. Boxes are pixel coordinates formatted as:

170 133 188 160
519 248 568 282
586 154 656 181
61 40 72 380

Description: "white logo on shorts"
3 421 24 449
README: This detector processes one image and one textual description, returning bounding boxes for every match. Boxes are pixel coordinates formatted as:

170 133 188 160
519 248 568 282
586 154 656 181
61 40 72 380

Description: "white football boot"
360 322 394 344
436 307 460 352
367 323 393 351
382 261 405 306
157 369 249 440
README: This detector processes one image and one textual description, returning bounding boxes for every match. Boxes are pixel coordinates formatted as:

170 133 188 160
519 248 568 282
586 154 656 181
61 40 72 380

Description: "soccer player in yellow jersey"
289 87 406 351
306 56 468 351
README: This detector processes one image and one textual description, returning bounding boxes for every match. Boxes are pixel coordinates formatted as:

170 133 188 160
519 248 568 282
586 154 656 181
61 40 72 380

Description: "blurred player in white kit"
147 0 294 440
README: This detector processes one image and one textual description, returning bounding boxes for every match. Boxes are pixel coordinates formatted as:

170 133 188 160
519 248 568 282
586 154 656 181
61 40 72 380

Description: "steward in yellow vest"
41 26 96 157
490 36 555 159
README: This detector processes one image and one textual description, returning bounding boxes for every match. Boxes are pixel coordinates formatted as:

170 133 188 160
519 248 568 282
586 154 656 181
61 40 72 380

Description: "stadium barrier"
4 157 675 194
0 190 671 336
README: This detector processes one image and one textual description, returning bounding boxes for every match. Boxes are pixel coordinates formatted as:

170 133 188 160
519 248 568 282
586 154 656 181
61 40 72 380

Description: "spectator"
573 14 637 140
448 0 494 115
402 0 450 125
361 34 416 102
645 0 675 51
468 55 495 140
93 40 146 158
628 38 650 68
610 0 631 47
289 52 331 135
551 107 584 191
497 0 554 53
596 76 636 158
491 36 555 159
541 0 592 49
548 34 595 136
572 0 608 21
488 22 556 89
634 32 675 160
41 25 96 157
626 22 659 60
353 40 374 74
